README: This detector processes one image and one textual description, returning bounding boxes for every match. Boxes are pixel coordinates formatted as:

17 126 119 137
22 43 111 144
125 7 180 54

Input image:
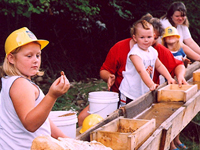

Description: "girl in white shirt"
119 20 175 106
0 27 70 150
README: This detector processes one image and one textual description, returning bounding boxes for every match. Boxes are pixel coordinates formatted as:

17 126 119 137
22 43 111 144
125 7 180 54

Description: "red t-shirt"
100 39 183 92
100 38 131 93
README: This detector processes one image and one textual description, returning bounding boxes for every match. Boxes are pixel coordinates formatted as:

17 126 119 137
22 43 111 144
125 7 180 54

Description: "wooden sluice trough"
76 61 200 150
90 117 156 150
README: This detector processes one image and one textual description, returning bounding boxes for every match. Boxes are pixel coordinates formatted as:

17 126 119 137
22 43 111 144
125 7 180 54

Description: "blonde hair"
130 20 153 37
1 42 44 78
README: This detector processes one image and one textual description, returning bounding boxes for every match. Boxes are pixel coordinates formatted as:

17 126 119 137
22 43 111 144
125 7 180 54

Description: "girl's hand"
167 78 177 84
182 58 191 68
48 71 70 99
149 83 159 91
177 76 188 87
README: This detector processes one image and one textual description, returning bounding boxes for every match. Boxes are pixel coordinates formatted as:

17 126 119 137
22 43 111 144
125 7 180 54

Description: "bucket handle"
87 103 110 114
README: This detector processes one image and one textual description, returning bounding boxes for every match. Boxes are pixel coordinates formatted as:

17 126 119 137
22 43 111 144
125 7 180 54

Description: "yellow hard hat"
79 114 103 133
162 26 180 39
5 27 49 55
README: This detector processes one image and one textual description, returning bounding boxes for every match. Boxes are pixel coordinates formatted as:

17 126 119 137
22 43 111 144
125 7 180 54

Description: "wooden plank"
124 90 157 118
136 102 183 128
181 91 200 128
137 72 200 150
185 84 198 102
159 91 200 143
90 117 121 140
136 103 183 149
159 123 172 150
157 84 198 102
96 131 129 150
124 60 200 119
193 68 200 81
129 119 156 149
160 107 185 141
138 123 172 150
185 61 200 81
91 117 155 150
137 126 163 150
76 61 200 142
188 81 200 90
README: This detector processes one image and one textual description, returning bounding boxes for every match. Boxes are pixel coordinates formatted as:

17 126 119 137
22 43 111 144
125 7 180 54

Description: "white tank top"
119 44 158 100
0 76 51 150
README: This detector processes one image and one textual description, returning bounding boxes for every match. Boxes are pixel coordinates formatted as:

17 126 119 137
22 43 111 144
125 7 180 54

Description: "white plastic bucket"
49 111 77 138
88 91 119 118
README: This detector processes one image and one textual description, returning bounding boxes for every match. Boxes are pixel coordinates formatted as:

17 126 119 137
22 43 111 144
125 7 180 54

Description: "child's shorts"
119 93 133 107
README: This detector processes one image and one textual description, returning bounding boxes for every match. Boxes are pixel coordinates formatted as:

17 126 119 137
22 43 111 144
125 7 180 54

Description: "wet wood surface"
136 102 183 128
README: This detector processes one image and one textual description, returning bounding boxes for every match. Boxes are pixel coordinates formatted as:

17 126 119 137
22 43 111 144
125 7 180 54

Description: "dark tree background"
0 0 200 81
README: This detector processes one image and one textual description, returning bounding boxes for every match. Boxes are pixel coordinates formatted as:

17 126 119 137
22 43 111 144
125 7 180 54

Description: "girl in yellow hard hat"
0 27 71 149
162 26 200 67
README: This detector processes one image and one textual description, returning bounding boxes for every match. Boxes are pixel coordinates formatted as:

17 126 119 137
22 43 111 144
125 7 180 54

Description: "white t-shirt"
160 18 191 42
0 76 51 150
119 44 158 100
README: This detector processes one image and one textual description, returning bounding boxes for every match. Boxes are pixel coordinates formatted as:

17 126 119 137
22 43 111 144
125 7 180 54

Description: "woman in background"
160 1 200 55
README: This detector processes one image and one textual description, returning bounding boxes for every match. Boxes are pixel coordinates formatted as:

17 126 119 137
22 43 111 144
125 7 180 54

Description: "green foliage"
0 0 200 82
0 0 100 18
52 78 107 112
192 112 200 123
0 0 46 17
109 0 134 20
180 134 200 150
184 0 200 46
64 0 100 16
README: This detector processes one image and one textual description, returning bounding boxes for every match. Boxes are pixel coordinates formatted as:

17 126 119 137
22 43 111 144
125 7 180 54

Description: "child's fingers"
178 83 182 88
54 77 61 85
60 71 70 84
54 71 65 85
149 83 158 91
64 76 70 85
61 71 64 76
155 84 159 89
60 74 64 83
107 83 111 91
65 76 69 84
62 75 70 88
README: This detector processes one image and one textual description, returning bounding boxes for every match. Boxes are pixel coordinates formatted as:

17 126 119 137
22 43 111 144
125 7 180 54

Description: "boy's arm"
130 55 156 89
155 58 176 84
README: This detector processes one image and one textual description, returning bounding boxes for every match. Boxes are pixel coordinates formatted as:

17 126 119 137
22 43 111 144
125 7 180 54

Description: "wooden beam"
76 61 200 142
185 61 200 81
